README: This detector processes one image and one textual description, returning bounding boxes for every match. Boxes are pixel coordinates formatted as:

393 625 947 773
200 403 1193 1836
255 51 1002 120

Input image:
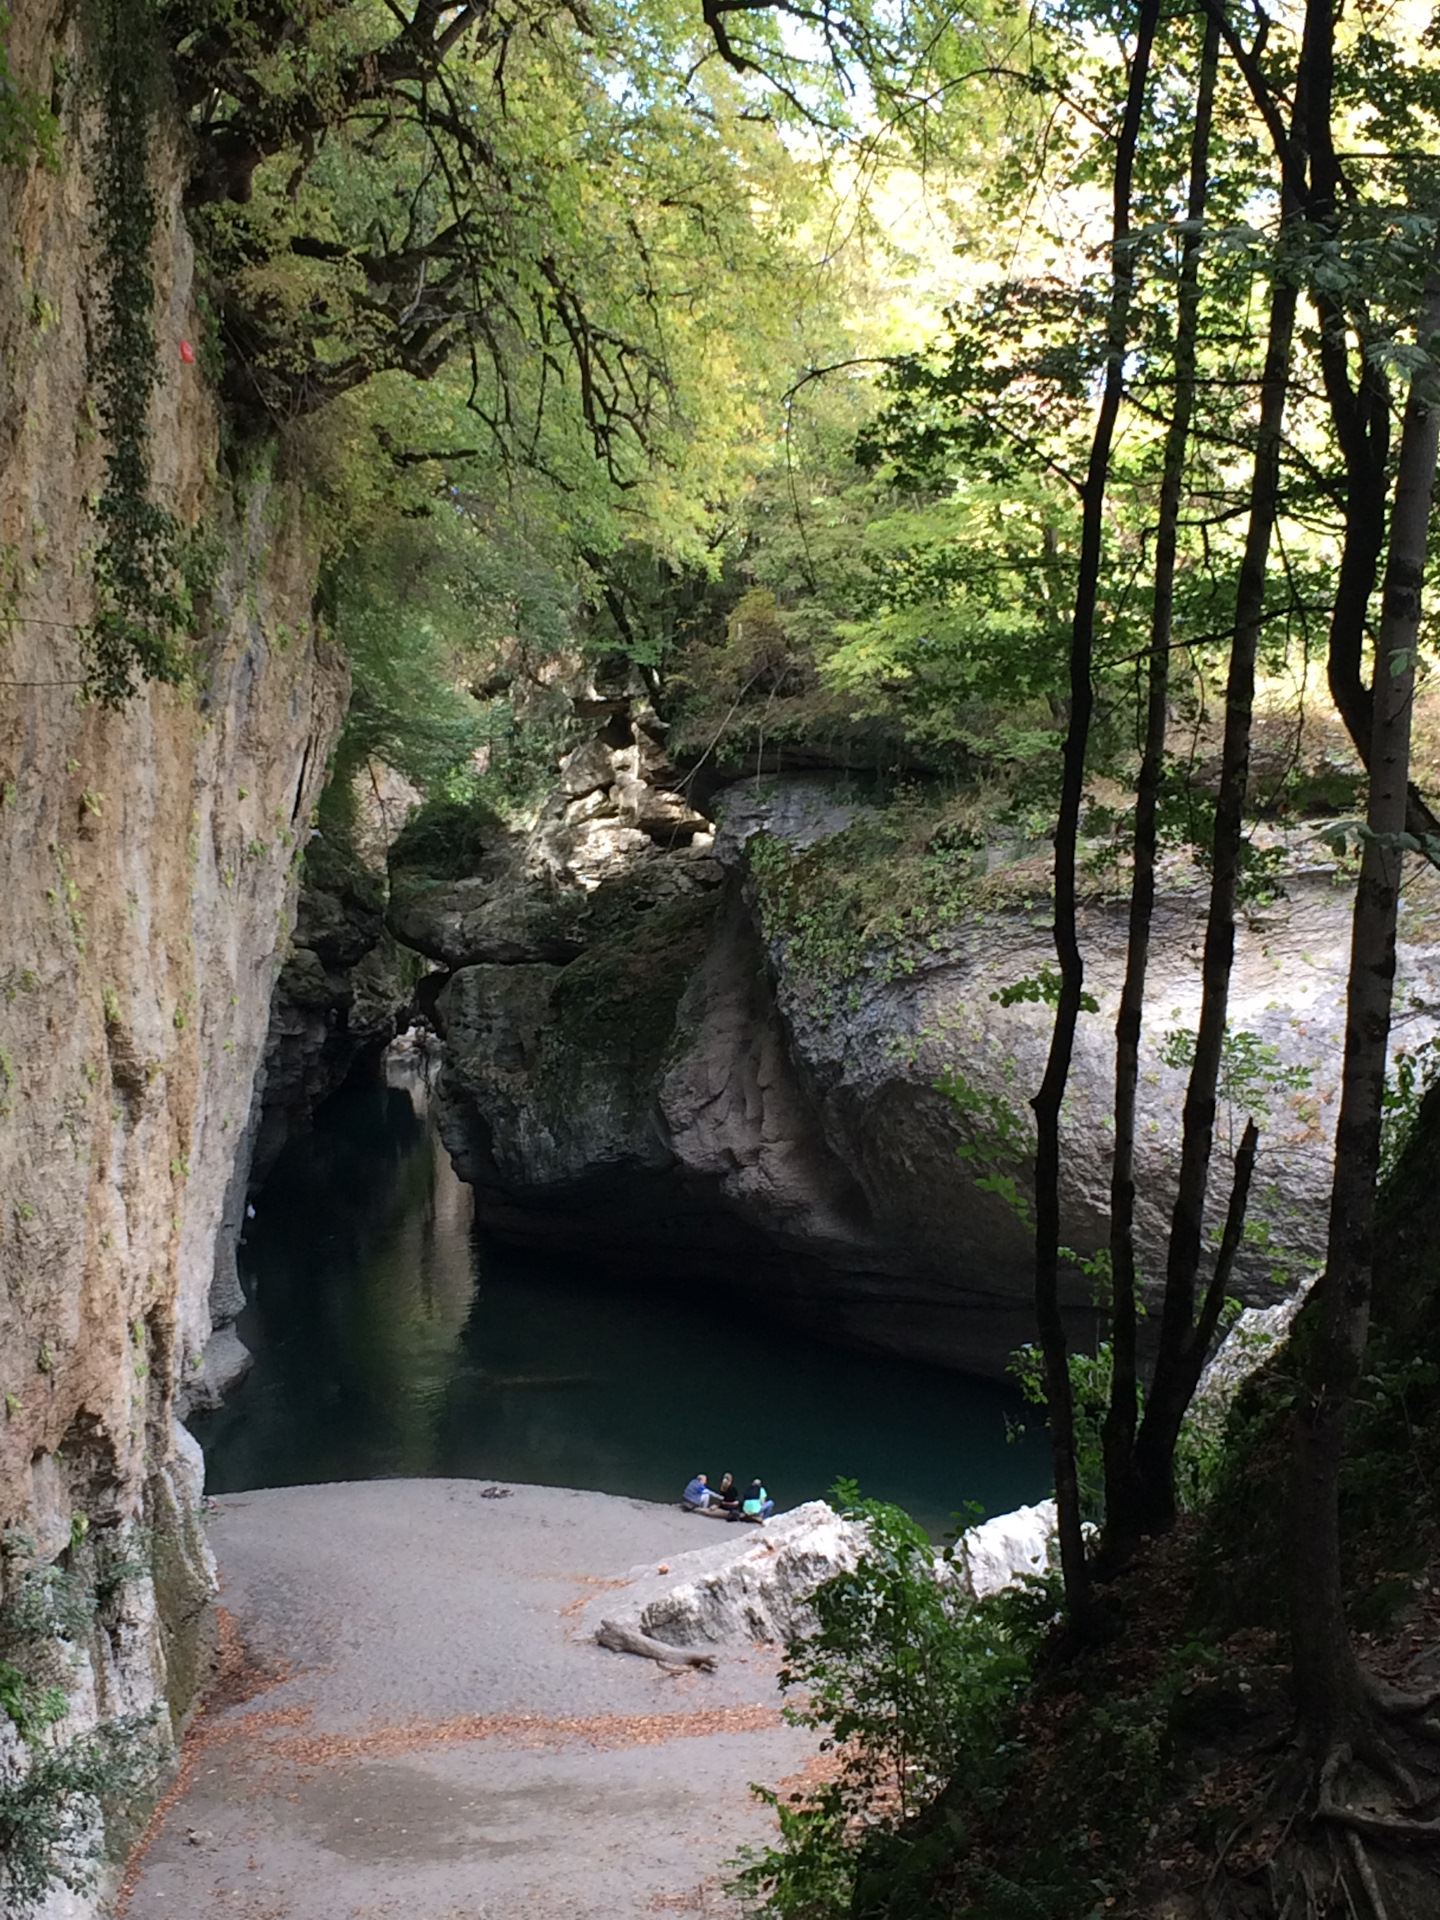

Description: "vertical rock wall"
0 4 347 1905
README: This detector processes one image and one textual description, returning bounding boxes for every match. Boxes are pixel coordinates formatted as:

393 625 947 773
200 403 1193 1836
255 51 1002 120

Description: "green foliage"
732 1783 853 1920
319 520 488 810
85 0 188 704
1158 1024 1314 1148
0 1663 67 1742
1195 1079 1440 1633
307 459 578 830
0 1528 163 1910
1380 1032 1440 1182
0 9 60 168
184 0 819 506
729 1483 1042 1919
933 1066 1034 1226
666 583 863 767
1009 1344 1110 1521
0 1714 161 1913
386 793 506 882
991 966 1098 1015
778 1489 993 1816
1009 1326 1244 1527
0 1538 98 1647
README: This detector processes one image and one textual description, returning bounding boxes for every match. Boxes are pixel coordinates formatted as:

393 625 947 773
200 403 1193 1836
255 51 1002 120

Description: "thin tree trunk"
1318 315 1392 762
1131 197 1303 1533
1104 13 1219 1552
1189 1117 1259 1371
1142 1117 1260 1482
1314 239 1440 857
1290 262 1440 1758
1033 0 1159 1631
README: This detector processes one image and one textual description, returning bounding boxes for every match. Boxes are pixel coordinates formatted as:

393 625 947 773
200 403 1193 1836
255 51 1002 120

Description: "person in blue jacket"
682 1473 716 1510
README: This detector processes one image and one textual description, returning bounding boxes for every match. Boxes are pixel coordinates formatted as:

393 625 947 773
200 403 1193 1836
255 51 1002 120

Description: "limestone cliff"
411 743 1440 1378
0 6 346 1905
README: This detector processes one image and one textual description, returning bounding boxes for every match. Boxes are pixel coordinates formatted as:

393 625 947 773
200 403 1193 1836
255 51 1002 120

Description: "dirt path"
120 1480 816 1920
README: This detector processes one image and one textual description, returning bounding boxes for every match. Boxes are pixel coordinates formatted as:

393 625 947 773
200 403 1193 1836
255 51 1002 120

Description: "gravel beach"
119 1480 819 1920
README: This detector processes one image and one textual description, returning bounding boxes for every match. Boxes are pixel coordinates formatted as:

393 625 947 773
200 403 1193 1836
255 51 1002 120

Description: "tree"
717 0 1440 1633
1103 10 1221 1549
1290 251 1440 1783
77 0 850 701
1027 0 1162 1631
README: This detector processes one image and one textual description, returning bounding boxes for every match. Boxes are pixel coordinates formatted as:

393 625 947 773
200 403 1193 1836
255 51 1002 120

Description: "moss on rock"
388 794 508 883
550 889 723 1087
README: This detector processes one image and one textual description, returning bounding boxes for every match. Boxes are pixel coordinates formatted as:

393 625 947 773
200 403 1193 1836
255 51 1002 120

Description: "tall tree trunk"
1290 262 1440 1758
1302 0 1400 816
1319 318 1392 763
1103 12 1219 1553
1032 0 1159 1630
1130 179 1305 1531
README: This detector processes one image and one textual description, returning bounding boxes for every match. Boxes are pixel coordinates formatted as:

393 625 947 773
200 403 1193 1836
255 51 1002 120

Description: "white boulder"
952 1500 1058 1598
587 1495 1063 1651
1193 1273 1317 1410
586 1501 864 1648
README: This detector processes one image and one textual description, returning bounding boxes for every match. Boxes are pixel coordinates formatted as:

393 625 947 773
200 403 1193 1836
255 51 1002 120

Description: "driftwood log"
596 1618 717 1671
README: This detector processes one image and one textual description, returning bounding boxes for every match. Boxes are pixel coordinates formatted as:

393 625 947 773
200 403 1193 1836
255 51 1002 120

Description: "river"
193 1056 1052 1536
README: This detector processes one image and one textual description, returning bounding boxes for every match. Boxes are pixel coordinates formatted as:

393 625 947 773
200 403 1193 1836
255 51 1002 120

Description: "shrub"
728 1484 1045 1918
0 1714 162 1913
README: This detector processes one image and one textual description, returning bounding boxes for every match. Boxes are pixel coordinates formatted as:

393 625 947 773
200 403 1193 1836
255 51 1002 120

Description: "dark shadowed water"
193 1061 1052 1536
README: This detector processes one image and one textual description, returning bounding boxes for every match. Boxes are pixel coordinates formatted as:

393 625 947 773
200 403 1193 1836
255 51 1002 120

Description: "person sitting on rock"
714 1472 740 1512
682 1473 717 1511
739 1479 774 1522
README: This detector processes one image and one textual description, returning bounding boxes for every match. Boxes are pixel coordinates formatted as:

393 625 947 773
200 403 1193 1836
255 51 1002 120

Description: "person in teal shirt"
740 1479 774 1521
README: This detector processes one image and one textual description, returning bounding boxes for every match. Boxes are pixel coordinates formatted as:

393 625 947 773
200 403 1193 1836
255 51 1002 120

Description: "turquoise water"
194 1064 1052 1536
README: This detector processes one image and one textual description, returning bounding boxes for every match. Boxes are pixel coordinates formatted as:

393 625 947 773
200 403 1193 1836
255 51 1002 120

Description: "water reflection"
195 1060 1051 1536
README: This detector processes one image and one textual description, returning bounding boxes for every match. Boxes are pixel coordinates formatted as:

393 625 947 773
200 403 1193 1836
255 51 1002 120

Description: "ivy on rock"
86 0 188 705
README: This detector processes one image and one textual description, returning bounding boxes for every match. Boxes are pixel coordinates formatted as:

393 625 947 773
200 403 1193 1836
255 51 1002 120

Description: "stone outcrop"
386 706 713 975
0 13 346 1907
584 1497 1061 1651
587 1502 865 1649
407 745 1440 1377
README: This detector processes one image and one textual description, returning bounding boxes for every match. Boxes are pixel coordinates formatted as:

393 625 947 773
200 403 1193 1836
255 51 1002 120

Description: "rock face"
412 747 1440 1377
245 834 411 1199
200 830 413 1412
0 17 346 1908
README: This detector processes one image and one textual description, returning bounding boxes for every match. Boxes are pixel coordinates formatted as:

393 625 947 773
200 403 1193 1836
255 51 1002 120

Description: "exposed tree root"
1204 1762 1294 1897
595 1618 718 1672
1321 1741 1399 1810
1363 1675 1440 1723
1320 1802 1440 1844
1343 1830 1392 1920
1194 1692 1440 1918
